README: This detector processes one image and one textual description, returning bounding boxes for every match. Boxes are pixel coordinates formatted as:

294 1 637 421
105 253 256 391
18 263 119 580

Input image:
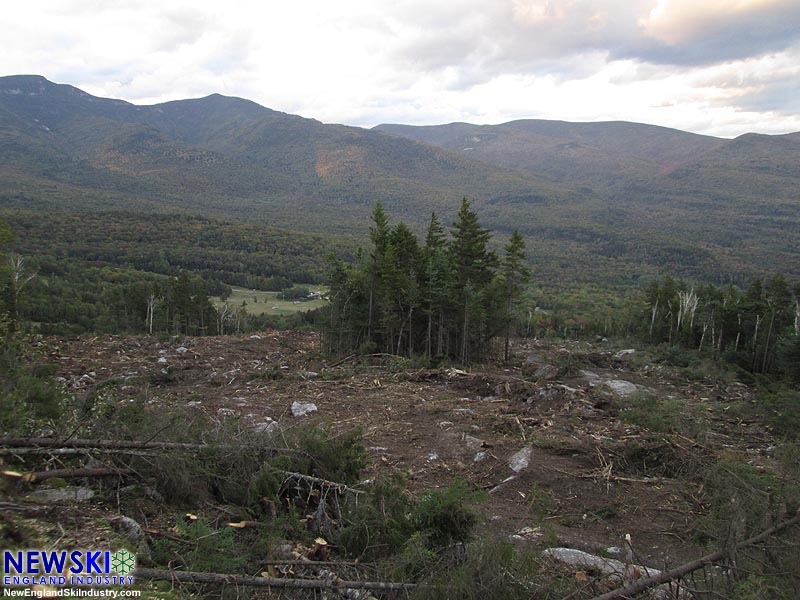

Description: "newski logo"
3 550 135 586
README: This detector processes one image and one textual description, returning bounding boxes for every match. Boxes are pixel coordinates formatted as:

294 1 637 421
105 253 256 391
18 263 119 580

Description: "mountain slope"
2 75 799 286
0 75 561 233
374 120 726 190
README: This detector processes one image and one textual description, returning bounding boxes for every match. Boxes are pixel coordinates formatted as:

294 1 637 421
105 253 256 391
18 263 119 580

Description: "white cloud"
0 0 798 137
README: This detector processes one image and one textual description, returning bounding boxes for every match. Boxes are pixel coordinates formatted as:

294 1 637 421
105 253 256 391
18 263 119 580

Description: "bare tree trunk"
751 314 762 372
436 309 444 357
761 311 775 374
461 303 469 364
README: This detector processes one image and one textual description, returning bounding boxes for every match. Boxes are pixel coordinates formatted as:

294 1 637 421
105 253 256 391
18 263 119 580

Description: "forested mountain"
375 120 726 190
0 74 554 232
2 74 800 287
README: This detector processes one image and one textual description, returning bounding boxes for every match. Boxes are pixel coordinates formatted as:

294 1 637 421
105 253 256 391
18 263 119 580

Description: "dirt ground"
7 329 783 579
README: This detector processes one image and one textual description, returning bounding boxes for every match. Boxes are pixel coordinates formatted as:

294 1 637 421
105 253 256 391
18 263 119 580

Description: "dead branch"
586 508 800 600
3 467 132 483
0 502 51 515
0 447 156 457
276 470 366 495
0 437 290 453
258 560 371 567
133 567 417 591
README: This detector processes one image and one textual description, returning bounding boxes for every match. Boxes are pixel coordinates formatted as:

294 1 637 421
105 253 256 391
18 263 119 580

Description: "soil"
2 332 786 585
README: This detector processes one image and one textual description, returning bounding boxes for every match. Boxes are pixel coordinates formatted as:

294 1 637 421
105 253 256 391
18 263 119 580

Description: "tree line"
323 200 530 363
642 275 800 379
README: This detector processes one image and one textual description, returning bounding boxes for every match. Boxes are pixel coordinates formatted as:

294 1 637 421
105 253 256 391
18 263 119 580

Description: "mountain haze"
2 75 799 285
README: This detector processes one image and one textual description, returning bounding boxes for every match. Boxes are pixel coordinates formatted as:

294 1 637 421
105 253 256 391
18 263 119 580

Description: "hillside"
2 75 800 288
375 120 725 190
0 75 555 233
2 331 798 596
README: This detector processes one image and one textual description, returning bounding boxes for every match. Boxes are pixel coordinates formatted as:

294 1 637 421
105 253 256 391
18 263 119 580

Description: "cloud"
1 0 799 136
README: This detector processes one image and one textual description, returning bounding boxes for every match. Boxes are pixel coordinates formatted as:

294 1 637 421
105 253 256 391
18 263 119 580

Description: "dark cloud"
388 1 800 84
619 1 800 66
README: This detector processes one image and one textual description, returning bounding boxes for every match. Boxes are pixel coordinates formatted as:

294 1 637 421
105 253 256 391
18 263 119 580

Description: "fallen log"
133 567 416 592
586 508 800 600
0 447 156 457
0 437 287 452
2 467 132 483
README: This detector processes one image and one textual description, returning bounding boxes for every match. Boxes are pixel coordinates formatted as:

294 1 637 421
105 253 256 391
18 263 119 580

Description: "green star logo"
110 549 136 575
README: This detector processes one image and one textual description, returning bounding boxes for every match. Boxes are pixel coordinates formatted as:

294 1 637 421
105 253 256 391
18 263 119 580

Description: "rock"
29 487 95 503
509 447 532 472
254 417 280 434
603 380 638 397
614 349 636 359
109 516 143 544
291 401 318 417
426 452 439 462
605 546 624 556
462 434 484 450
117 484 164 503
176 346 189 354
157 357 167 364
301 371 319 378
217 408 237 417
249 335 263 340
525 353 545 365
438 421 454 429
543 548 667 595
451 408 475 416
473 451 490 463
532 364 559 380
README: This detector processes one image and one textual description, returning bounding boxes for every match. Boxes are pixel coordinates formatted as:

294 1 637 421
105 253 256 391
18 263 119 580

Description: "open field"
212 285 328 316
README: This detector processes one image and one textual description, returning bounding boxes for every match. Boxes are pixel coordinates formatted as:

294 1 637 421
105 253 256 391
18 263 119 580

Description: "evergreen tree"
420 213 452 358
450 199 497 363
367 202 390 343
501 230 531 363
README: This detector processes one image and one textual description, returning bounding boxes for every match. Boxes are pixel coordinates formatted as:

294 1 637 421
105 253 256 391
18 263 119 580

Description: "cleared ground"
18 330 788 577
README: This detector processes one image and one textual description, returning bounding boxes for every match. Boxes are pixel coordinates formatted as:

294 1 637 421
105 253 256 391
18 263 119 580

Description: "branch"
3 467 133 483
586 508 800 600
0 437 289 453
276 470 365 495
133 568 416 592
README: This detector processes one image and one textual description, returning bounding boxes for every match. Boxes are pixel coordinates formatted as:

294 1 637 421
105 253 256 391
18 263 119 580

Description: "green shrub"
338 475 415 559
760 389 800 439
411 479 484 548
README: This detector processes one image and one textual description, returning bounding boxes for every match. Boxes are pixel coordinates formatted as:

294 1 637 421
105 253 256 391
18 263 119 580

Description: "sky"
2 0 800 138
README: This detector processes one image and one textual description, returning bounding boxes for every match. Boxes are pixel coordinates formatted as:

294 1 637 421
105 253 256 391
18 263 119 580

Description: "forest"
2 204 800 379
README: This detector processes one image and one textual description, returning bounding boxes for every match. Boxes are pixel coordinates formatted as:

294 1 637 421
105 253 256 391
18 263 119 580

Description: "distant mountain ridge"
2 74 799 285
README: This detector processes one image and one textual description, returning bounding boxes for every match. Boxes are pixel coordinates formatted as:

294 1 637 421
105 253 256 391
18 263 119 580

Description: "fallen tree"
586 508 800 600
0 437 287 452
133 567 417 592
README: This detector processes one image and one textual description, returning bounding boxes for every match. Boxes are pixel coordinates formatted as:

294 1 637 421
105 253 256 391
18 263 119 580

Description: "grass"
211 285 328 316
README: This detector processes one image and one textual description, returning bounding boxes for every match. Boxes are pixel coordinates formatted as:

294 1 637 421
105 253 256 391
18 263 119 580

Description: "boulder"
109 516 143 544
291 401 318 417
532 364 559 380
603 380 638 397
509 447 532 472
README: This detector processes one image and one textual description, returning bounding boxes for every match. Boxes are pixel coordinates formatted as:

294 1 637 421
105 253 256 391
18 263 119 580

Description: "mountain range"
1 74 799 285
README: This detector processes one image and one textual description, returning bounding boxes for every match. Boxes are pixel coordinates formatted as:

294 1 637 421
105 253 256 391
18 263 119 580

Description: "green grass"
212 286 328 316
